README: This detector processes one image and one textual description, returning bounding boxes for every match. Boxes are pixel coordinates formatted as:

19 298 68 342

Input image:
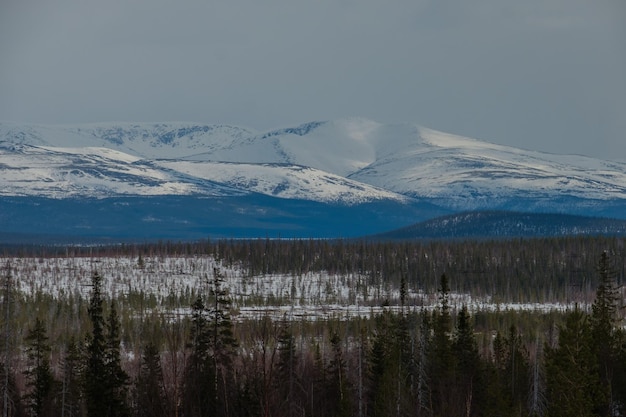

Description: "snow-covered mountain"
1 118 626 239
0 120 414 205
0 141 404 204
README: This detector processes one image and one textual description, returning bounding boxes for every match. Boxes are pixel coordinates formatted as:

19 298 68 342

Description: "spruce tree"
504 325 530 416
85 272 130 417
327 332 351 417
416 311 432 417
452 306 482 417
367 311 413 417
485 326 530 417
85 271 108 417
207 267 238 417
482 330 510 416
275 316 299 417
133 343 169 417
429 274 454 417
60 338 84 417
367 312 393 417
23 318 55 417
182 297 211 417
545 307 600 417
590 251 622 416
182 268 238 417
1 263 23 417
104 301 130 417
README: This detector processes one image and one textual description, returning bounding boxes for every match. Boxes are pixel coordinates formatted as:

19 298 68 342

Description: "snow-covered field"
2 255 584 321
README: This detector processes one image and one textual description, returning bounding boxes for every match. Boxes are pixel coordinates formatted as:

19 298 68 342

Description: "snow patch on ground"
2 256 587 322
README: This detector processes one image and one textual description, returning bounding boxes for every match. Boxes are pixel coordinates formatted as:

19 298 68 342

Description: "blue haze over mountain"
1 118 626 241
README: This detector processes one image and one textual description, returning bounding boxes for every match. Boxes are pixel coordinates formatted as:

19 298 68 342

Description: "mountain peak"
1 118 626 223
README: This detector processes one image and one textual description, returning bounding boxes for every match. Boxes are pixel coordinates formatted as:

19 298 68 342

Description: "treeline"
212 236 626 303
4 236 625 302
2 253 625 416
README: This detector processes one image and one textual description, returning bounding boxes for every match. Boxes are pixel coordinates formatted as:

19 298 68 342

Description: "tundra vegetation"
1 236 625 416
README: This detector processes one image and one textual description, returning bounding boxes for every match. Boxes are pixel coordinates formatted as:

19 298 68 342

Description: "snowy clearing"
2 255 585 321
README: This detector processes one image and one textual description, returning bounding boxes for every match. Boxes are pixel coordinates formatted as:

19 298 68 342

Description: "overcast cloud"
1 0 625 160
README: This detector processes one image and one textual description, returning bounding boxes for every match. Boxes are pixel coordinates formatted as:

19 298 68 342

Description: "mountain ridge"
2 118 626 240
374 211 626 240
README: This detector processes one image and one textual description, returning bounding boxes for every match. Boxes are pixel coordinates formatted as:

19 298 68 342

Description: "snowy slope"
2 118 626 214
0 121 256 160
349 127 626 209
0 139 407 204
0 143 245 198
156 160 408 204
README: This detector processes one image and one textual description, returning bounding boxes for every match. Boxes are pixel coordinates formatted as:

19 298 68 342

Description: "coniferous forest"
1 236 626 417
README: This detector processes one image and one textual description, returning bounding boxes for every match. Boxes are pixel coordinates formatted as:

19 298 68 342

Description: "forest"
1 236 626 417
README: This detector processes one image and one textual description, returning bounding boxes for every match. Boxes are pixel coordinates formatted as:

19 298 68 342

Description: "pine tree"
367 313 393 417
429 274 454 417
327 332 351 417
590 251 622 416
485 325 530 417
182 297 211 417
275 316 299 417
85 272 130 417
544 307 600 417
182 268 238 417
528 333 546 417
505 325 530 416
416 312 432 417
85 271 108 417
104 301 130 417
133 343 169 417
1 263 24 417
23 318 55 417
309 341 328 417
207 268 238 417
367 311 413 417
452 306 482 417
60 338 84 417
484 330 512 416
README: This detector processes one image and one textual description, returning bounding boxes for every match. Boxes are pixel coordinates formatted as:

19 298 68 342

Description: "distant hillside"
375 211 626 240
2 118 626 241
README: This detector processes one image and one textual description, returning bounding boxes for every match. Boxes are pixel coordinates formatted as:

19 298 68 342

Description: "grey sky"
1 0 625 160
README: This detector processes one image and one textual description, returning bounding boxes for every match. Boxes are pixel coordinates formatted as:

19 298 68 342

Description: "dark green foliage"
23 318 55 417
2 263 25 417
182 297 212 417
85 272 130 417
367 311 415 417
327 332 351 417
429 274 455 417
104 301 130 417
487 325 530 417
367 323 388 417
275 316 302 417
415 312 432 416
6 239 626 417
504 325 530 416
60 338 84 417
207 236 626 303
452 306 483 417
85 271 108 417
545 307 600 417
208 268 238 417
590 251 624 416
133 343 170 417
182 268 238 417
